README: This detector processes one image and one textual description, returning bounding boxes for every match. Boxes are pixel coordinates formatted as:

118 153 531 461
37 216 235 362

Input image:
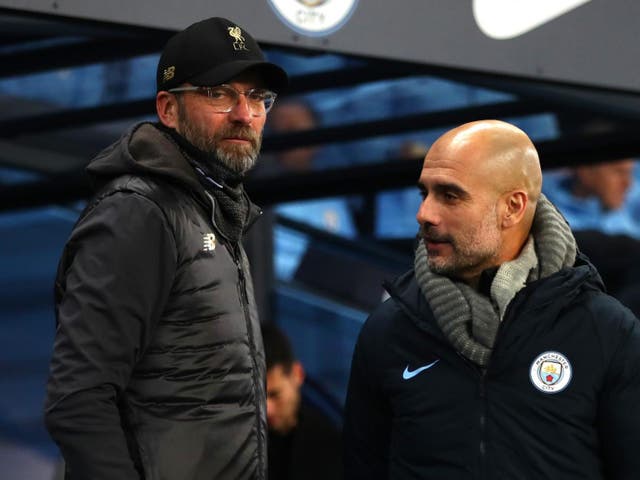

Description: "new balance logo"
203 233 216 252
162 66 175 82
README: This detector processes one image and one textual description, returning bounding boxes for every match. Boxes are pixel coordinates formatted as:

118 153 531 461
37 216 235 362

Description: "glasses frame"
167 84 277 116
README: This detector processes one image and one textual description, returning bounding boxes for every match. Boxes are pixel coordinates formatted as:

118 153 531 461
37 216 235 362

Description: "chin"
218 152 257 174
428 260 450 275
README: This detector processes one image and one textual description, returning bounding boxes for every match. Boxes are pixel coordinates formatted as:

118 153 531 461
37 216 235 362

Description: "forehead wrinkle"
422 136 493 197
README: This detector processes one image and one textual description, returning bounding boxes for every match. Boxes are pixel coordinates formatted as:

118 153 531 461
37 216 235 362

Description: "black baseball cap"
156 17 288 93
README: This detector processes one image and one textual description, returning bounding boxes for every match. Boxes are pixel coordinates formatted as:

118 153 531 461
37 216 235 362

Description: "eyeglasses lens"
206 86 275 116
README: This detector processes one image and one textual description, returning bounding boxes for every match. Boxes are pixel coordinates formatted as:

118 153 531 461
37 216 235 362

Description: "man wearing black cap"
44 17 287 480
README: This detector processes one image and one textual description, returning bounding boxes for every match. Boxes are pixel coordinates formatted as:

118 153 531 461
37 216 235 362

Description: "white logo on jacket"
203 233 216 252
530 351 572 393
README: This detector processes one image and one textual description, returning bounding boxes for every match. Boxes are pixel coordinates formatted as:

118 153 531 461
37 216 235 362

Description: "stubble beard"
177 104 262 174
425 206 501 279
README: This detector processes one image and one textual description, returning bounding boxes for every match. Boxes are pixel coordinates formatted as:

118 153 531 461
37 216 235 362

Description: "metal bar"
0 98 541 145
0 63 420 137
3 128 640 212
262 100 545 151
1 36 167 78
0 99 155 138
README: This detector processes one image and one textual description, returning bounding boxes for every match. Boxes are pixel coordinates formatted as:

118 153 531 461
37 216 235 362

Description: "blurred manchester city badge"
268 0 359 37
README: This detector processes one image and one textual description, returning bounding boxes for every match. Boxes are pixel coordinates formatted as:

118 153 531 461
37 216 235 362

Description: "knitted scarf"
414 194 577 367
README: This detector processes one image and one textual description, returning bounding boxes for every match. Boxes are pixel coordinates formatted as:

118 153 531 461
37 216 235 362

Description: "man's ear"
156 91 179 129
502 191 527 228
291 361 305 387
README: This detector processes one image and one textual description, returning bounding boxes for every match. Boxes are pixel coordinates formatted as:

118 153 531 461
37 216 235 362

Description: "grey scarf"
414 194 576 366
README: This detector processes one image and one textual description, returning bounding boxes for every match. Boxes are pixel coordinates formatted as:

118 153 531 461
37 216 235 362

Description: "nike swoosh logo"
402 359 440 380
473 0 592 40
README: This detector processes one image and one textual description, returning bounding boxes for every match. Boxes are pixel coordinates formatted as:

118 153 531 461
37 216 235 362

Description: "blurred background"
2 1 640 477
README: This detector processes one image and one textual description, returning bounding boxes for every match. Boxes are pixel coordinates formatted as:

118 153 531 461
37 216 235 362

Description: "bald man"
344 120 640 479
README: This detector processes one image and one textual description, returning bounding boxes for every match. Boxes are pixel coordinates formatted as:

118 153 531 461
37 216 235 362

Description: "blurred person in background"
543 158 640 314
262 323 342 480
543 157 640 238
256 98 357 281
262 97 320 173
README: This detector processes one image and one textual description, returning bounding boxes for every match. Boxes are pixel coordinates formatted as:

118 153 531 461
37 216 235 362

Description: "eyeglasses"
168 84 277 116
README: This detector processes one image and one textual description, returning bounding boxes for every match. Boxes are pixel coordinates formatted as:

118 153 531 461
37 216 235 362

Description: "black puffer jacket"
45 123 266 480
344 256 640 479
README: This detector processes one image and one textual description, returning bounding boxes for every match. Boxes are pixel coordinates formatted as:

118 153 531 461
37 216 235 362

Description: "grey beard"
214 143 259 174
180 122 261 174
176 101 261 174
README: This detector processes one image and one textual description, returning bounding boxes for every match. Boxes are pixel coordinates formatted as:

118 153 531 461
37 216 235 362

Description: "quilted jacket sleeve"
44 191 177 480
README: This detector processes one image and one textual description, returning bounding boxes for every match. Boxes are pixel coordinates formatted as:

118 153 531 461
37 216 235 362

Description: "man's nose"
416 196 439 227
228 94 253 124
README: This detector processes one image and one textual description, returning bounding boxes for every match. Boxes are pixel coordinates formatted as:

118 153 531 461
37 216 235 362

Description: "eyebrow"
417 181 470 199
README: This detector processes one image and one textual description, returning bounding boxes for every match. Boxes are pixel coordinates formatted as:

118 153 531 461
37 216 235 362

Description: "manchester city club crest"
267 0 359 37
529 351 572 393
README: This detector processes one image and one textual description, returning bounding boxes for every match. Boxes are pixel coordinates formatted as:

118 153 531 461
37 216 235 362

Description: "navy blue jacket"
344 257 640 479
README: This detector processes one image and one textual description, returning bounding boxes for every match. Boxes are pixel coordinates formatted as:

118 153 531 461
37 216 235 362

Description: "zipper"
205 192 266 477
479 368 488 480
230 242 265 478
390 276 509 479
474 289 529 479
